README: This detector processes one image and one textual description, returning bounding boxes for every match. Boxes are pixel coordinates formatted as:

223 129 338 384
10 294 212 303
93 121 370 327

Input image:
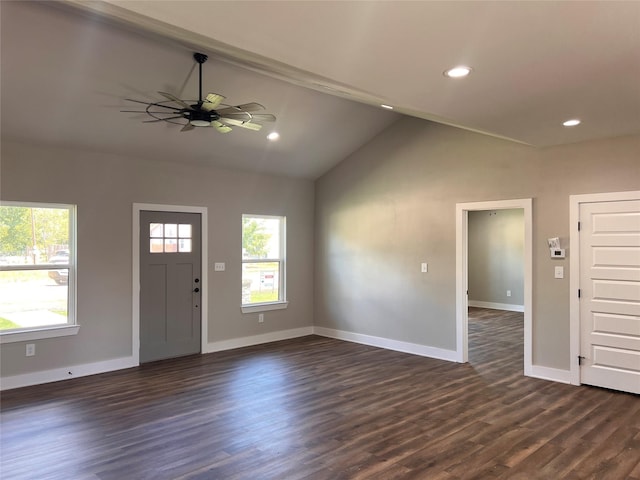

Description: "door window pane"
150 239 163 253
164 239 178 253
178 239 192 253
178 224 192 238
150 223 163 238
164 224 178 238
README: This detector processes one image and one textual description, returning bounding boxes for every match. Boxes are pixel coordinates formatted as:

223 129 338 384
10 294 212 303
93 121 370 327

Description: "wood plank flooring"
1 307 639 479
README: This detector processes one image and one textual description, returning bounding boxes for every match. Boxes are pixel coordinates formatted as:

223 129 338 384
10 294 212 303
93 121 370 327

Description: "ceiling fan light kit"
122 53 276 134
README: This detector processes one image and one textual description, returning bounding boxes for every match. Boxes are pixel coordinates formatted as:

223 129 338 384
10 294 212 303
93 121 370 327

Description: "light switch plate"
554 266 564 279
214 262 225 272
421 263 428 273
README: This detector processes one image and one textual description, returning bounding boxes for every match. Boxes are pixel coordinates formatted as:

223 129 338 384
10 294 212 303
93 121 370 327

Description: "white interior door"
579 199 640 394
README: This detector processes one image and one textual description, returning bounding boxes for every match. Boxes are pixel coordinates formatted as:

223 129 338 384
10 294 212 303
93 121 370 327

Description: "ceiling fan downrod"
193 53 208 105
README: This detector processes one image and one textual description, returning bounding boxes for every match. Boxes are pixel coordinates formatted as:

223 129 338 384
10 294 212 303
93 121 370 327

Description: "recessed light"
381 104 394 110
563 119 581 127
444 66 472 78
267 132 280 141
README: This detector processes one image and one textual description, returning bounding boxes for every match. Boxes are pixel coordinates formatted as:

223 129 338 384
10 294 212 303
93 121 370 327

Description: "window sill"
241 301 289 314
0 325 80 344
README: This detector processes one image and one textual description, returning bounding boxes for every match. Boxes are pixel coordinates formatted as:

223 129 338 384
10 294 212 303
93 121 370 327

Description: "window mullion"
0 264 71 272
242 258 280 264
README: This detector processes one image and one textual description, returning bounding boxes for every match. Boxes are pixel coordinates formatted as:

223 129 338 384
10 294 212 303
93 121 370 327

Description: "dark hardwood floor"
1 308 639 479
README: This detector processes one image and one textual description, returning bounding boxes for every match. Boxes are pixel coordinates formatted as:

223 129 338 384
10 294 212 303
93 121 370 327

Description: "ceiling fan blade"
125 99 184 111
212 121 232 133
216 102 265 115
249 114 276 122
181 123 195 132
220 118 263 131
142 115 184 123
201 93 225 111
218 112 252 122
121 110 181 114
219 117 244 127
158 91 192 109
237 122 263 131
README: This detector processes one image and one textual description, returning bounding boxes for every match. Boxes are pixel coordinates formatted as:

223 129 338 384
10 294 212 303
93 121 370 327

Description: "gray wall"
314 117 640 370
0 140 314 377
468 209 524 306
2 116 639 379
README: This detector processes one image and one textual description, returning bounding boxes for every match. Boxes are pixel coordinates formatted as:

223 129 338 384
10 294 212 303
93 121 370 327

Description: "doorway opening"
467 208 524 374
456 199 533 376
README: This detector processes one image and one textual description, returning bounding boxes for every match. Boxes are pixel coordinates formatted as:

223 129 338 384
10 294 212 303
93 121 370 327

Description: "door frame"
455 198 533 375
569 190 640 386
132 203 208 365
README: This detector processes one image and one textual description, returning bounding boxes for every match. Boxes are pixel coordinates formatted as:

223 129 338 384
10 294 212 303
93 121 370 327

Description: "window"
241 215 287 312
0 202 78 342
149 222 192 253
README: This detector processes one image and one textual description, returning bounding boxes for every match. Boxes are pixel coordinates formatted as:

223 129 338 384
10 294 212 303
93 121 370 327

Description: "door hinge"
578 289 581 298
578 355 586 365
578 221 581 231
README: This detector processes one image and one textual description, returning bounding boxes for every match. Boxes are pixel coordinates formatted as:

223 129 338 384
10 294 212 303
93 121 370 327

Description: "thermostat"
550 248 565 259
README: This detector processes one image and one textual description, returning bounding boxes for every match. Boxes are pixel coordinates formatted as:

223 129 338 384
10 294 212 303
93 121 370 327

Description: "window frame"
241 214 288 313
0 201 79 343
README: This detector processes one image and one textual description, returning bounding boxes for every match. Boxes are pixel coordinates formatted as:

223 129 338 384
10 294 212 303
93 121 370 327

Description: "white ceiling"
2 1 639 179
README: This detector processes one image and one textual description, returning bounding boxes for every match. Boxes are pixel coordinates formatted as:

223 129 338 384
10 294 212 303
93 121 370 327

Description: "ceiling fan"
122 52 276 133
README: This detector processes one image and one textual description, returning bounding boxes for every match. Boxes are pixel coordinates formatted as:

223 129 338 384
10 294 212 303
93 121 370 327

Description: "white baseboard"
203 327 314 353
0 355 137 391
469 300 524 312
0 327 314 391
529 365 572 384
313 326 459 363
1 328 570 391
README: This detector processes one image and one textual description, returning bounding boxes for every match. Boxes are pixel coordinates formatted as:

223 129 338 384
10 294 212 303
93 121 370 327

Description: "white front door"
579 199 640 394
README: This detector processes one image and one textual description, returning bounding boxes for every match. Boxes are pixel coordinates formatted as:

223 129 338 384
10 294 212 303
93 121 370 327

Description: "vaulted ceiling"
2 1 639 179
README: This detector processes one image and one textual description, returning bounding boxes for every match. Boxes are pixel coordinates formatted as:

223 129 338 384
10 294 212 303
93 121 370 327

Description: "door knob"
193 287 200 293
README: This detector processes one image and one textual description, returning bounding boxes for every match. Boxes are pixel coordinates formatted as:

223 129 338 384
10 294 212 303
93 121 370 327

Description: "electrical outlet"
258 313 264 323
26 344 35 357
507 290 511 297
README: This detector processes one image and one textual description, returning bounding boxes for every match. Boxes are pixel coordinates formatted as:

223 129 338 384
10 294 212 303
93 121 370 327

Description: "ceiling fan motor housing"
186 107 219 126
